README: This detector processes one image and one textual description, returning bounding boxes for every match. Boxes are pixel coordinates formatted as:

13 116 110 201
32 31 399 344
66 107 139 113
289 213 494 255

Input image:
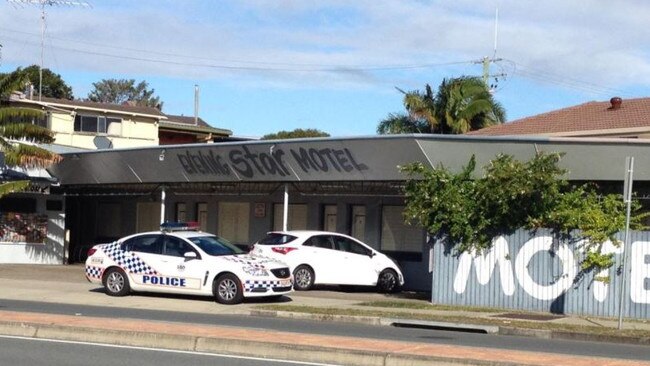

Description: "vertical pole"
39 4 45 101
194 84 199 126
160 187 166 225
618 156 634 329
482 56 490 85
493 8 499 60
283 184 289 231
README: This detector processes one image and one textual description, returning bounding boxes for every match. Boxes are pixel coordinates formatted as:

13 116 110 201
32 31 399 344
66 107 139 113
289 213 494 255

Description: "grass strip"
254 304 650 338
356 300 503 312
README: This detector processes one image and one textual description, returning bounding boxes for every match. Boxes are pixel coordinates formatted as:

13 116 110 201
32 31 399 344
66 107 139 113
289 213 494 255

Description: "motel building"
1 132 650 317
2 96 650 316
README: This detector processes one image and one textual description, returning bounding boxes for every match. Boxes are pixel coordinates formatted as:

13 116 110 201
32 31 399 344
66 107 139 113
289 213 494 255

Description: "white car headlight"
242 266 269 276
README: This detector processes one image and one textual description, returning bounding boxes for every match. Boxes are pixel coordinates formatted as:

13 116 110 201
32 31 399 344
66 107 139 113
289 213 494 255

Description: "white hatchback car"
250 231 404 293
85 223 293 304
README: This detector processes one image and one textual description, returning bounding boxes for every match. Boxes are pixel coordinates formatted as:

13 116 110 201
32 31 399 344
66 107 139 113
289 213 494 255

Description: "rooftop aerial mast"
7 0 91 101
474 7 506 93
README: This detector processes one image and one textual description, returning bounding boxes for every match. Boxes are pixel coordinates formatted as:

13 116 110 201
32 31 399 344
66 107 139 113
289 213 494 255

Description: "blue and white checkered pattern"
102 242 158 275
243 279 290 292
222 255 266 269
86 265 102 279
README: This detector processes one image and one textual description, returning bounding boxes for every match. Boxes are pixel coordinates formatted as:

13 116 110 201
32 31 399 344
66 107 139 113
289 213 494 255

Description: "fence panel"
431 229 650 318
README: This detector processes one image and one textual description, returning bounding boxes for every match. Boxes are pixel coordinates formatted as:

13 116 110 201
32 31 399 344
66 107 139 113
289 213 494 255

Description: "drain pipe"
283 184 289 231
160 187 166 225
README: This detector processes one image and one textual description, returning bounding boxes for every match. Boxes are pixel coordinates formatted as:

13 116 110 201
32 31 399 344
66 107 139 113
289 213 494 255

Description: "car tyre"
214 273 244 305
293 265 314 291
103 267 130 297
377 269 400 293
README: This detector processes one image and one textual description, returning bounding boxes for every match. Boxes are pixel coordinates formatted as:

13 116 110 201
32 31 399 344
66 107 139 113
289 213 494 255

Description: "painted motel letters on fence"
433 229 650 318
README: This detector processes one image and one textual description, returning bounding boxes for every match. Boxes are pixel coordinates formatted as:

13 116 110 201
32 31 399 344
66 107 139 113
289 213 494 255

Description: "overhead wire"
0 27 474 73
501 58 631 97
1 26 632 97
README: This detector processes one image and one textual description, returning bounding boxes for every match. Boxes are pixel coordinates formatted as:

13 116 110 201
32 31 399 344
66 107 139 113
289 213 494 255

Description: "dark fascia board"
48 134 650 186
158 121 232 136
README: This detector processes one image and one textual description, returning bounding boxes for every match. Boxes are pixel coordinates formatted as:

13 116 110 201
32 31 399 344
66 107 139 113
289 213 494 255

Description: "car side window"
124 235 162 254
333 236 370 256
162 236 198 258
304 235 334 250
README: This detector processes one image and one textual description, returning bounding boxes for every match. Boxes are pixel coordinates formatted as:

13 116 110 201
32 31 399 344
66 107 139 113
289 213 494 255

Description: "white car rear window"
257 233 297 245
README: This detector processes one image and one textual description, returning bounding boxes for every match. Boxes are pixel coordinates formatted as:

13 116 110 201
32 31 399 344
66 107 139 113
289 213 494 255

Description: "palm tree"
376 85 437 134
377 76 506 135
0 69 60 196
434 76 506 134
376 113 430 134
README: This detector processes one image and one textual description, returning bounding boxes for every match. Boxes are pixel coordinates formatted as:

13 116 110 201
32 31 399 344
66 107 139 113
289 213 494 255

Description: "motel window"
380 205 423 253
350 205 366 242
273 204 308 231
322 205 337 232
175 203 187 222
74 114 121 134
217 202 250 244
196 203 208 232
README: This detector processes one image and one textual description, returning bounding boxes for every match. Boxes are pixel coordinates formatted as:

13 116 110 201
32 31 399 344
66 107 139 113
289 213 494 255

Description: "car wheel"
103 267 130 297
377 269 400 293
214 273 244 305
293 265 314 291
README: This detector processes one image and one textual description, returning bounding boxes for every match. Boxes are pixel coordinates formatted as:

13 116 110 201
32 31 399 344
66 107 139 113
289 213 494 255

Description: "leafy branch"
401 152 646 276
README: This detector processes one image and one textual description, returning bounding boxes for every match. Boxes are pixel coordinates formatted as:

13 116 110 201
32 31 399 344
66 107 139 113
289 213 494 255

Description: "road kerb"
0 319 542 366
0 321 38 338
35 325 198 350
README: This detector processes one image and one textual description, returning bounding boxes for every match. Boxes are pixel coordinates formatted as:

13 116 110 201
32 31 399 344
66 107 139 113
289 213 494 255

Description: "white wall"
0 194 66 264
50 111 159 149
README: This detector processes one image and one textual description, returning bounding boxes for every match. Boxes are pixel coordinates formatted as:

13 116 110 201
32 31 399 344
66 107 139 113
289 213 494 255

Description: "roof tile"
468 97 650 136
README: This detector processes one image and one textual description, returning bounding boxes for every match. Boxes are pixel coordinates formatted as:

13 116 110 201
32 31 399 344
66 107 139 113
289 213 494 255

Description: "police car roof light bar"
160 221 200 232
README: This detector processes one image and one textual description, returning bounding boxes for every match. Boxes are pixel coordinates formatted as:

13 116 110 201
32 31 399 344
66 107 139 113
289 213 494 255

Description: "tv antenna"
474 8 506 93
7 0 91 101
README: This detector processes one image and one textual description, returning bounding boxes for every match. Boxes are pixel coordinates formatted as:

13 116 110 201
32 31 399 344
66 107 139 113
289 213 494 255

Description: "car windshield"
188 235 244 256
256 233 298 245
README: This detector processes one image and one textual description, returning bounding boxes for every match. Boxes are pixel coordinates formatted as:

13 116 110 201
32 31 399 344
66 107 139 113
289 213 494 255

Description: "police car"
85 222 293 304
251 230 404 293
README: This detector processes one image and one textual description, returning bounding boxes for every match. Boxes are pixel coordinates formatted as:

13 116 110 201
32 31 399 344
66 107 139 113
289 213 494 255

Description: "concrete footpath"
1 264 650 366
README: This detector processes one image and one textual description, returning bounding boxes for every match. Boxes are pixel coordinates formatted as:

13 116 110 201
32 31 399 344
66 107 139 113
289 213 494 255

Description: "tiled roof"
467 97 650 136
31 97 166 117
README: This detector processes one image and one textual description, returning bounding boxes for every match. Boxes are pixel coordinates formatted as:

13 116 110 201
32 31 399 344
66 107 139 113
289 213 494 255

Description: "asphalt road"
2 298 650 362
0 335 336 366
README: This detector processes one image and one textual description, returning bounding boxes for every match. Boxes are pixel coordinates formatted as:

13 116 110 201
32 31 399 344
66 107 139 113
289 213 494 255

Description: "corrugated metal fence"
431 229 650 318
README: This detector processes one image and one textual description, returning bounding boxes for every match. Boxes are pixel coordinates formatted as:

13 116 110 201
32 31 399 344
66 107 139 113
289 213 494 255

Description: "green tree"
401 153 646 276
87 79 162 109
0 66 73 99
434 76 506 133
377 113 431 134
378 76 506 135
21 65 74 99
0 69 59 196
377 85 437 134
261 128 330 140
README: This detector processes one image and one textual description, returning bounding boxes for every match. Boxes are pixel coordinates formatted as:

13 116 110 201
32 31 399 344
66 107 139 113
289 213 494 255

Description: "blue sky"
1 1 650 138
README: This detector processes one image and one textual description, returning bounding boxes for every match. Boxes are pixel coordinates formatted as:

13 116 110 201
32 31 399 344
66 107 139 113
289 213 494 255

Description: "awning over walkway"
48 135 650 187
